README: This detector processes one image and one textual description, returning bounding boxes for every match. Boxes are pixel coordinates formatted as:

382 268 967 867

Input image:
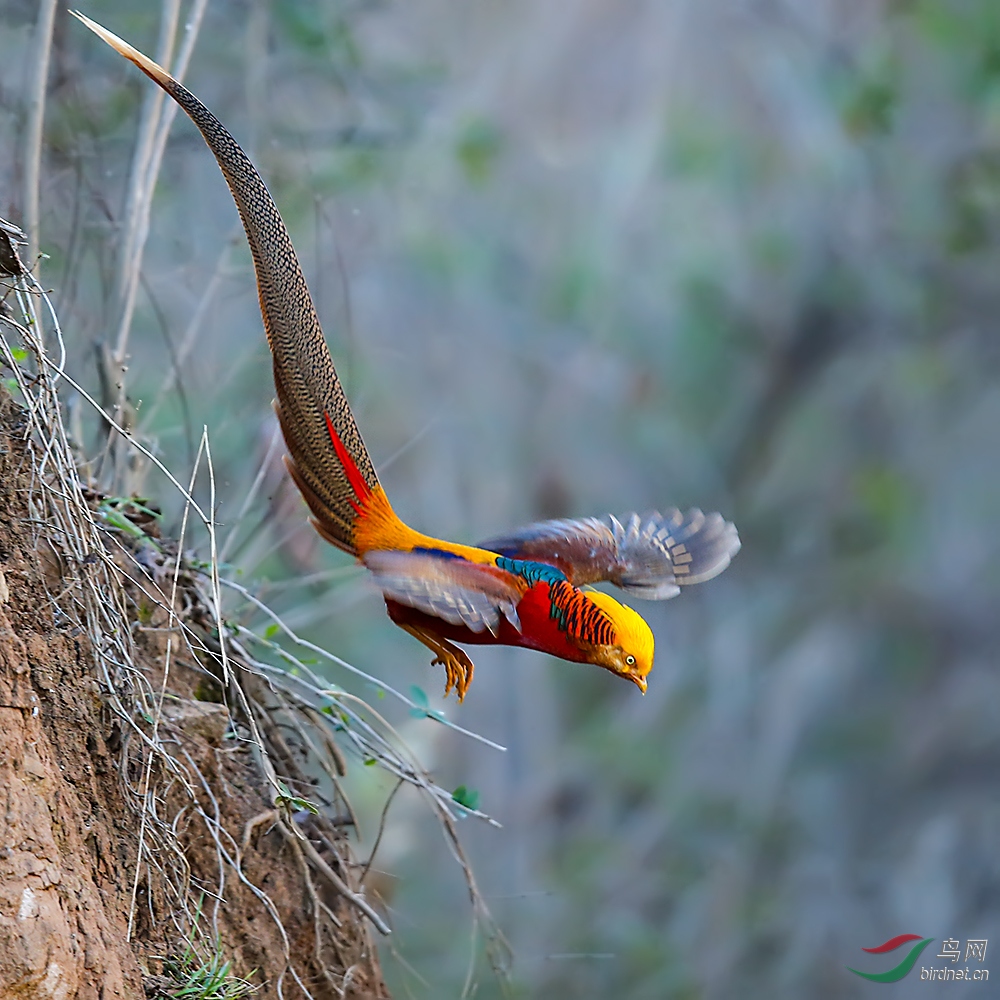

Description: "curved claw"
431 648 475 701
398 623 477 702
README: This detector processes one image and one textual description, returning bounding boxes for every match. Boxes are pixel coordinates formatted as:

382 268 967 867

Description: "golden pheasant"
76 13 740 700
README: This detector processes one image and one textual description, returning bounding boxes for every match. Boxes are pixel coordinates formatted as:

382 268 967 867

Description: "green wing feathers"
75 13 377 554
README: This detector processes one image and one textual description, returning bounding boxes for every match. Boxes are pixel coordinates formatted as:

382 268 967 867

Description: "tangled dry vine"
0 216 510 997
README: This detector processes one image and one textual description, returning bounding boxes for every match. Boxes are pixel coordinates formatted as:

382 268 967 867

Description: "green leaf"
452 785 480 811
127 500 163 521
264 623 280 639
409 681 447 721
100 507 146 539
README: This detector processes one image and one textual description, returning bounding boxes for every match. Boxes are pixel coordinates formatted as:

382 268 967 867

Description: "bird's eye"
625 655 636 666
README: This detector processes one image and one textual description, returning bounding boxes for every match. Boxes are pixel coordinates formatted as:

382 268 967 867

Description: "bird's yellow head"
582 590 654 693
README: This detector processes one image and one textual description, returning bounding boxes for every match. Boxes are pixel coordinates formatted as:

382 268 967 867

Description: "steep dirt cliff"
0 387 388 999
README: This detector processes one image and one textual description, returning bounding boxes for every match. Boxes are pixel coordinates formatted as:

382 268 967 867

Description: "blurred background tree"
2 0 999 996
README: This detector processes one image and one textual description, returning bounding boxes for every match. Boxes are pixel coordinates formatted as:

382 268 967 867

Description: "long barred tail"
75 12 377 555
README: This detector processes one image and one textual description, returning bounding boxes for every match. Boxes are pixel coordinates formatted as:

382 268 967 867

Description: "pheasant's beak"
632 674 647 694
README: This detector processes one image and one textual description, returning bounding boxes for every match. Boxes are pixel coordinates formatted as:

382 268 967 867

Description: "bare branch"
23 0 58 279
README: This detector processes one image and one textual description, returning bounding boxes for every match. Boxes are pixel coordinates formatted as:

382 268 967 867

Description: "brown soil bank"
0 386 388 999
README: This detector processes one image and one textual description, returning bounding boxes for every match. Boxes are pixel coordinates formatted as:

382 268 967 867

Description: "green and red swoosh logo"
848 934 934 982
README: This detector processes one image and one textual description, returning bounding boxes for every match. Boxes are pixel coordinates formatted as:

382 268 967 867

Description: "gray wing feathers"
610 509 740 596
480 508 740 599
363 550 522 635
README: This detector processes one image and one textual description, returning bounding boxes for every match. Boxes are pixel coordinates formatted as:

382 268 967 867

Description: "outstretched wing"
480 509 740 599
364 550 526 635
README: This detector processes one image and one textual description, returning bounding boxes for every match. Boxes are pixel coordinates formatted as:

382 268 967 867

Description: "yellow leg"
398 624 476 701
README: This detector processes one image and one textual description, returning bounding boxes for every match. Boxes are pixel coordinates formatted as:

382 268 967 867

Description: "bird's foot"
431 645 475 702
396 622 477 702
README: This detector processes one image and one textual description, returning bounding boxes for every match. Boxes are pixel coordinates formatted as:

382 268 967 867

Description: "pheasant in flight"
76 13 740 700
